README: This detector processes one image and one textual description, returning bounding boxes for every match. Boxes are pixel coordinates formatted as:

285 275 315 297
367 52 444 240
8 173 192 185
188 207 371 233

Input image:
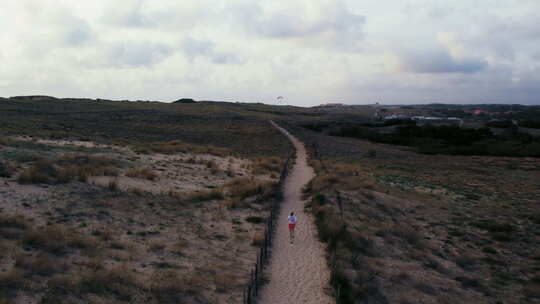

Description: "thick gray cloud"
181 38 243 64
400 50 487 74
0 0 539 105
63 22 93 46
229 1 366 50
106 41 173 67
102 0 157 27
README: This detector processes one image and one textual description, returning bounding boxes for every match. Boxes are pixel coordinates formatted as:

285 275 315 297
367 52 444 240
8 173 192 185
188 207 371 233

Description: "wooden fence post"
336 190 343 221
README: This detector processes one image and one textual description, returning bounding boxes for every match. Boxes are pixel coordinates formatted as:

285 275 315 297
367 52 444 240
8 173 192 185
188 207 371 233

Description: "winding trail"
259 122 334 304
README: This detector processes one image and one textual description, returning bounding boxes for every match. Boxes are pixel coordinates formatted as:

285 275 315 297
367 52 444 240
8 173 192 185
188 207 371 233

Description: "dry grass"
18 159 58 184
206 160 222 175
0 214 28 240
225 177 276 200
77 265 138 299
15 252 67 276
251 231 265 246
187 188 224 202
214 272 238 293
23 225 68 254
108 178 119 191
125 168 158 181
0 160 15 178
22 225 99 255
135 140 232 157
58 154 118 167
0 214 28 230
223 197 242 209
251 156 282 175
0 269 25 300
306 163 372 193
149 270 187 302
17 154 121 184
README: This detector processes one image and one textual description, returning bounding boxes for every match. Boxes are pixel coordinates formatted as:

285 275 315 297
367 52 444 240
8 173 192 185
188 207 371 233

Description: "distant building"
384 114 409 120
318 103 345 107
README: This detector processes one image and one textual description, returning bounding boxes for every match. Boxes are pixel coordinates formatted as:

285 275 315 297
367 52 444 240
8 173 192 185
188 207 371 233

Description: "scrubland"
0 98 290 303
290 123 540 304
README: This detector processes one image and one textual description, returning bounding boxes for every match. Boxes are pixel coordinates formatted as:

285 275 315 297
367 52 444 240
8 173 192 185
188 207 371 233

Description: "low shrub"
108 179 119 191
206 160 221 175
225 178 276 200
0 160 15 178
245 216 264 224
135 140 231 157
251 231 264 246
187 189 224 202
0 214 28 230
78 265 137 300
15 253 67 276
18 154 122 184
251 157 282 175
0 269 25 300
18 159 58 184
125 168 158 181
149 270 186 303
23 226 68 255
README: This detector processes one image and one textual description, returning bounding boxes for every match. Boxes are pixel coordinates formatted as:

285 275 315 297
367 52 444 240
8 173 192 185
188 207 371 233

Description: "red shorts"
288 223 295 229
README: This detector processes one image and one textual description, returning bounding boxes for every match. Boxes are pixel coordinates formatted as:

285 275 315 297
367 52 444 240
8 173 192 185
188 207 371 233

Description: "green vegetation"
0 97 293 158
318 123 540 157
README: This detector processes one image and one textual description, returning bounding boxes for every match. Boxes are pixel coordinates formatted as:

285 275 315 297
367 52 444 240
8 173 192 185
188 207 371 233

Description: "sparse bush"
15 253 67 276
14 152 41 163
126 168 158 181
23 225 67 255
0 214 28 240
225 178 276 200
78 265 137 299
214 272 238 293
223 197 242 209
69 234 100 253
130 187 145 196
187 189 224 202
246 216 264 224
150 270 186 303
524 282 540 299
206 160 221 175
57 154 118 168
0 269 25 299
135 140 231 157
455 276 484 291
456 254 478 270
0 214 28 230
390 224 425 248
251 231 264 246
18 159 58 184
0 160 15 178
251 157 282 175
108 179 119 191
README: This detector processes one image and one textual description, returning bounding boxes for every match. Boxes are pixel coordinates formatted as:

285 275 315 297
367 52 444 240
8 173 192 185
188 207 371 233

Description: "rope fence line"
243 151 293 304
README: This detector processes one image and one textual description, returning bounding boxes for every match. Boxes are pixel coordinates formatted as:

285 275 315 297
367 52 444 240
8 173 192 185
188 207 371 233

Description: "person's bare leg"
289 228 293 243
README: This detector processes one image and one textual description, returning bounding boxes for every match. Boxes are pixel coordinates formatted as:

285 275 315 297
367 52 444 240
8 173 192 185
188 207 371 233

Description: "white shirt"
288 215 297 224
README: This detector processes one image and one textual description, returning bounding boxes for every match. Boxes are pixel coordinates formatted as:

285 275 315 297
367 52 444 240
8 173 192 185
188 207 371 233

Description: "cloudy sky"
1 0 539 106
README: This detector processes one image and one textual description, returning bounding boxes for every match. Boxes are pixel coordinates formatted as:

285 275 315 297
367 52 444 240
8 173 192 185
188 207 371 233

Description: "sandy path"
258 122 334 304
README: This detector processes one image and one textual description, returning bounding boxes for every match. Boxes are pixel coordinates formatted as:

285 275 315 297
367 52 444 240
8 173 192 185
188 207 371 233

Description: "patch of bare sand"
0 138 278 303
258 122 334 304
89 152 254 195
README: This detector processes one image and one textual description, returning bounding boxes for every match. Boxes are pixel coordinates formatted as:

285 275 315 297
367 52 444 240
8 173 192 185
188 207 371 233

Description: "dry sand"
258 122 334 304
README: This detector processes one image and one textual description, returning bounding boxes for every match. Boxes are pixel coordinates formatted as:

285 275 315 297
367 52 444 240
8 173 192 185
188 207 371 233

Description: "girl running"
288 212 297 243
